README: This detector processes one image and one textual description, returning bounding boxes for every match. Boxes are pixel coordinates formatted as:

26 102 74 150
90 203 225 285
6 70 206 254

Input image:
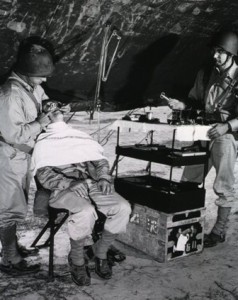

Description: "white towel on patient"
30 121 106 177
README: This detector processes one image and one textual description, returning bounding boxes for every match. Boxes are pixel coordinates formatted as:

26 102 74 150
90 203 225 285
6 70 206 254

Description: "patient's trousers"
49 180 131 240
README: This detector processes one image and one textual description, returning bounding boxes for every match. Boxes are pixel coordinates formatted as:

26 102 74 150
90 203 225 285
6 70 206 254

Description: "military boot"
0 224 40 275
69 238 91 286
70 263 91 286
95 257 112 279
204 232 226 248
204 207 230 248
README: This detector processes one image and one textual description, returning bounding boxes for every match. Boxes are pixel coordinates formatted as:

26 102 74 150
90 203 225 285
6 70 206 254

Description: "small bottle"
146 111 153 120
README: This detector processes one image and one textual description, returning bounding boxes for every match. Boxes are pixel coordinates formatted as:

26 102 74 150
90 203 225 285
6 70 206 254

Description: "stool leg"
46 209 69 280
31 221 51 248
48 215 55 281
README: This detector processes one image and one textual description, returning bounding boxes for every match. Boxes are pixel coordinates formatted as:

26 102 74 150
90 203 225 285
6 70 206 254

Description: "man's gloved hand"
60 104 71 114
207 123 229 140
42 101 71 114
97 179 112 195
167 98 186 110
36 112 51 129
69 181 89 198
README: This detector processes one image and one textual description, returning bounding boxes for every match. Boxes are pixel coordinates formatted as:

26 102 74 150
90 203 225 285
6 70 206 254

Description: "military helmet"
213 31 238 56
15 44 54 77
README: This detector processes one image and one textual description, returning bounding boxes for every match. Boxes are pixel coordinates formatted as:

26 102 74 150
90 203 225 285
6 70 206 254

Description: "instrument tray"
114 175 205 213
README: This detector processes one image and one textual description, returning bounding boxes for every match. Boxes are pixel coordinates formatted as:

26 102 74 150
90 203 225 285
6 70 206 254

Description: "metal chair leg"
48 214 55 281
31 220 51 248
31 207 69 280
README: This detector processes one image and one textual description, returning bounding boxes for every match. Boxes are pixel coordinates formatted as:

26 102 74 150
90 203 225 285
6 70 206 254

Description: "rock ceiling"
0 0 238 111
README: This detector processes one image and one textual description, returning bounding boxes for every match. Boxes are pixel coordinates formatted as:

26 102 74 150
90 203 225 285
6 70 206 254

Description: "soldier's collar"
8 72 34 92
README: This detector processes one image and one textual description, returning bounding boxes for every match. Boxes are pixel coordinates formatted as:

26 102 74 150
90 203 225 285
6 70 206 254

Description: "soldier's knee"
120 199 131 216
83 204 96 218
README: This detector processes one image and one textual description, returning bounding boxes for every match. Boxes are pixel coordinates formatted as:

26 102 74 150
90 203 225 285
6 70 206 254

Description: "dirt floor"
1 107 238 300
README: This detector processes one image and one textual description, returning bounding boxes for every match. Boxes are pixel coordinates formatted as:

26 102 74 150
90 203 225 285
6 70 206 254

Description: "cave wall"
0 0 238 110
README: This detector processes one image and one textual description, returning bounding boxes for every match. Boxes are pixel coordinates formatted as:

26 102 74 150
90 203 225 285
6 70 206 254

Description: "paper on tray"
110 120 211 141
175 125 211 141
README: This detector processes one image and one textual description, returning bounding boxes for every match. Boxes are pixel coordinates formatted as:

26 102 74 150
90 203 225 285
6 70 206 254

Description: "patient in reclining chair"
30 101 131 286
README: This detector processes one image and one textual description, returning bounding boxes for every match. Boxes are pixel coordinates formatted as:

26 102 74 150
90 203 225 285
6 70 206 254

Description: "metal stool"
31 205 106 280
31 206 69 280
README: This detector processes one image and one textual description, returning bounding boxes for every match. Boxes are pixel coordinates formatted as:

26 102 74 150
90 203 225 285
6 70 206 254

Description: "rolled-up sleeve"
227 118 238 132
89 159 112 182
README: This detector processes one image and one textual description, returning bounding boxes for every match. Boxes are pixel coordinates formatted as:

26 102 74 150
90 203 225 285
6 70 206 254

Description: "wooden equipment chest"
118 204 205 262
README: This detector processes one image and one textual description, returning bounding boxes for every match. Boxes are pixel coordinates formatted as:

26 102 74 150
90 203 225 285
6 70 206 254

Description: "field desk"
111 120 210 262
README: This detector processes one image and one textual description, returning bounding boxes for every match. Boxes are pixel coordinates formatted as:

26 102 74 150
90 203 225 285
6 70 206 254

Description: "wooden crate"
118 204 205 262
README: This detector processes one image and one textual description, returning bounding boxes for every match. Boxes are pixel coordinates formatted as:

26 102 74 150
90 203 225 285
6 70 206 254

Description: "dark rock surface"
0 0 238 110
